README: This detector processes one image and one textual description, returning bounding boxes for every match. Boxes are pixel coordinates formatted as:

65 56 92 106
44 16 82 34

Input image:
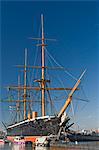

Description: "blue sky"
0 1 99 130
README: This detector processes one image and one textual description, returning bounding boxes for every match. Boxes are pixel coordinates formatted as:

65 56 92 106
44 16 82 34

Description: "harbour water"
0 142 99 150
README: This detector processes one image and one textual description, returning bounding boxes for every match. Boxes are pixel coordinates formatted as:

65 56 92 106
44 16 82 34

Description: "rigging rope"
45 47 77 81
30 21 41 86
45 49 70 97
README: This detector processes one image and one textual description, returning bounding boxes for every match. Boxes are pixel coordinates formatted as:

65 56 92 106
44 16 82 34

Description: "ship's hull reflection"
12 144 49 150
12 144 25 150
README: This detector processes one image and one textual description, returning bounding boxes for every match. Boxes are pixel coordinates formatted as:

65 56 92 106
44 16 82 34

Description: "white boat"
35 136 50 147
13 136 25 145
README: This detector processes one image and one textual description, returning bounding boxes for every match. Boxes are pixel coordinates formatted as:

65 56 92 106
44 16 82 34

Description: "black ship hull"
7 116 70 136
67 133 99 142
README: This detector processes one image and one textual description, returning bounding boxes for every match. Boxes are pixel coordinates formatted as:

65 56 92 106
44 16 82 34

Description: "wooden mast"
41 14 45 116
24 48 27 120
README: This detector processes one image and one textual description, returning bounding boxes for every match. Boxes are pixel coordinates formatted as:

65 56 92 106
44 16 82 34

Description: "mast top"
41 14 44 40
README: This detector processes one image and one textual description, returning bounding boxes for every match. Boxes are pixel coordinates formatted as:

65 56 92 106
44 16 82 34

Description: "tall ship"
3 15 85 140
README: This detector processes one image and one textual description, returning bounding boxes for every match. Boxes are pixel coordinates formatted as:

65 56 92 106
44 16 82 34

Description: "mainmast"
41 14 45 116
